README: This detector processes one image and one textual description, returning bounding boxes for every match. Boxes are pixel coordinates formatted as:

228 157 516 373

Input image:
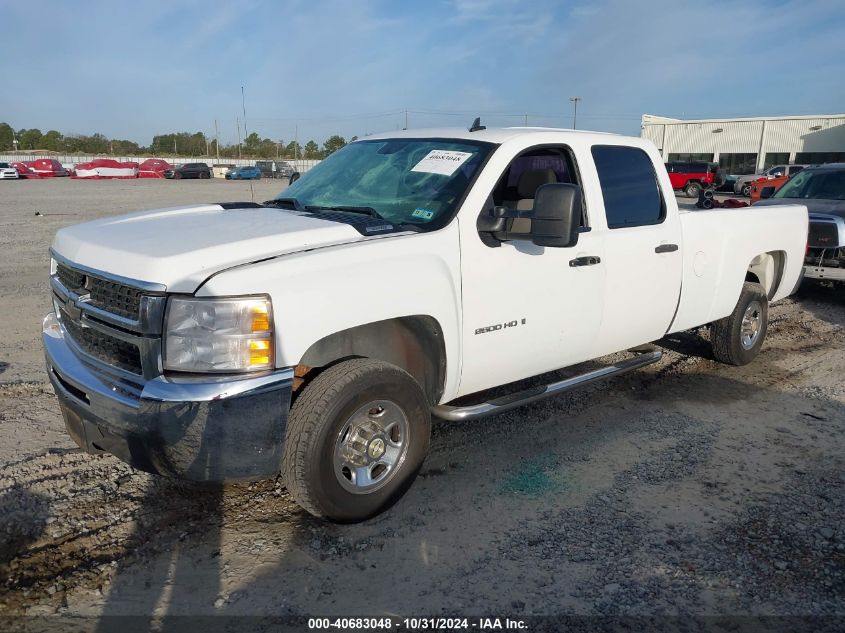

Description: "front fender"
196 223 464 402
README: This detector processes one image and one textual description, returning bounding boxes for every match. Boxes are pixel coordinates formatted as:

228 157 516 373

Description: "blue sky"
2 0 844 146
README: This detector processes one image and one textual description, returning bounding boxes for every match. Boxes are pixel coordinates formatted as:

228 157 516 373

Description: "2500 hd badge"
475 318 526 335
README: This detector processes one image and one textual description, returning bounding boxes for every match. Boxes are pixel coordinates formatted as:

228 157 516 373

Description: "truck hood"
52 204 365 292
754 197 845 221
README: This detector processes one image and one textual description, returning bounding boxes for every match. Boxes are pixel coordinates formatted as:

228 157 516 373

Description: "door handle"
655 244 679 253
569 256 601 267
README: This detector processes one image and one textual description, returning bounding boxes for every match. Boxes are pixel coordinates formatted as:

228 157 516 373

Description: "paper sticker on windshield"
410 150 473 176
412 208 434 220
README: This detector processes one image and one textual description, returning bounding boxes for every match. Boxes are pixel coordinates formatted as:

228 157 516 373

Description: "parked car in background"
164 163 211 179
750 172 791 203
735 164 807 197
225 166 262 180
717 173 738 193
255 160 294 179
665 161 721 198
0 162 19 179
212 164 236 179
754 163 845 284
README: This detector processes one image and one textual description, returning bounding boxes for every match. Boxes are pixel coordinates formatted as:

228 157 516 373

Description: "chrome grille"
56 262 143 320
51 257 166 379
60 312 143 374
56 263 85 293
88 278 143 320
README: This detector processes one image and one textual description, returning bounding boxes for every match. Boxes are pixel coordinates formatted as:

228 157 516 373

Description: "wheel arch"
297 316 447 405
745 250 786 299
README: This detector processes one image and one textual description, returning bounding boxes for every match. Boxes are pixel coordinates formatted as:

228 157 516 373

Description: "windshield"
773 169 845 201
275 138 494 227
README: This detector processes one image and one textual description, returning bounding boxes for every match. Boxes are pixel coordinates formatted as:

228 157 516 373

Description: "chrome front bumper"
43 312 294 482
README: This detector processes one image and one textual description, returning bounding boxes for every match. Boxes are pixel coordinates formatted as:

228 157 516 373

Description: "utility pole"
569 96 581 129
241 86 249 142
214 119 220 162
236 117 242 160
174 137 177 154
205 136 209 156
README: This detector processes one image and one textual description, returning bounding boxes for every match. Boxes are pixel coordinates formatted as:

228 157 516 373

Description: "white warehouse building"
641 113 845 175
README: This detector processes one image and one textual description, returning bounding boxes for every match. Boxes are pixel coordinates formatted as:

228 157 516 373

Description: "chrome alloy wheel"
740 300 763 350
333 400 410 494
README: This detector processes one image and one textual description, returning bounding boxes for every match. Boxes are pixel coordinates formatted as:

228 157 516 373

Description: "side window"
491 147 582 223
479 146 585 243
591 145 664 229
790 165 804 175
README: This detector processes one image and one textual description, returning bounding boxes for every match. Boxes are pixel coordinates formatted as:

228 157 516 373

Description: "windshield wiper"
304 205 382 219
263 197 302 210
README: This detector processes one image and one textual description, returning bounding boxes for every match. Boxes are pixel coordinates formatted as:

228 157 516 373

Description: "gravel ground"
0 178 842 626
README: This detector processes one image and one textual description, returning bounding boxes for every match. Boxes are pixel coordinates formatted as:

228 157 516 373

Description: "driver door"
455 146 605 398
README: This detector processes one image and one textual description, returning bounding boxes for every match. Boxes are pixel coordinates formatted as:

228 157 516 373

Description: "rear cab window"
591 145 665 229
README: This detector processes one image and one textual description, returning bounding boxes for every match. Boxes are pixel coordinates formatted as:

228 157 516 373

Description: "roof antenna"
469 117 486 132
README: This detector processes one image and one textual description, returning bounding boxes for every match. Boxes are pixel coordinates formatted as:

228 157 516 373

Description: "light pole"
569 96 581 129
241 86 249 141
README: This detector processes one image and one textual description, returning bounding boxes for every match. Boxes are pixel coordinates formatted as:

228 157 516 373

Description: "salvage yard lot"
0 178 843 620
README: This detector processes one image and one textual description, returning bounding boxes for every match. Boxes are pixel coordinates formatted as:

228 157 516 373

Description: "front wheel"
741 183 752 197
283 358 431 522
710 281 768 365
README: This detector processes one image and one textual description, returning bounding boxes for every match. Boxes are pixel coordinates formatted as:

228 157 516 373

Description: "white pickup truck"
43 126 808 521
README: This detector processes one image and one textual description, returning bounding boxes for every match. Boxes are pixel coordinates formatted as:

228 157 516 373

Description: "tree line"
0 122 349 159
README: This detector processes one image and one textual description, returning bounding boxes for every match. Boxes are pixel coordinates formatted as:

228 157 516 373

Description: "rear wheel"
685 181 702 199
283 358 431 522
710 281 768 365
741 183 752 197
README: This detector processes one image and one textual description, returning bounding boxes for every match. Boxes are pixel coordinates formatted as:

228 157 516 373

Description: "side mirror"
760 186 776 199
531 183 583 248
289 172 301 184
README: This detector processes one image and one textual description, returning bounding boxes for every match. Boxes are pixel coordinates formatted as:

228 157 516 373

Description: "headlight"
164 296 274 373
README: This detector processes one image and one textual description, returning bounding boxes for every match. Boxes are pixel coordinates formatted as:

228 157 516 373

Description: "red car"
665 161 721 198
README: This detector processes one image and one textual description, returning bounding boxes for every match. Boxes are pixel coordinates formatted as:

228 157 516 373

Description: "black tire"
710 281 768 366
685 181 702 199
283 358 431 522
741 183 752 197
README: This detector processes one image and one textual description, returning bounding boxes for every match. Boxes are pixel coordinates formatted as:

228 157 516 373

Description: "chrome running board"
432 351 662 421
